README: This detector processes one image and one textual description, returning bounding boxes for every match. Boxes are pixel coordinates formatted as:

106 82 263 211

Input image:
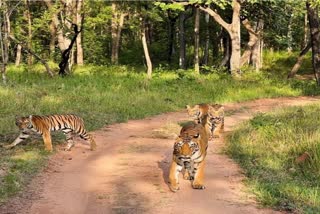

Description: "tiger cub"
4 114 96 152
186 103 209 124
207 104 224 138
169 122 209 192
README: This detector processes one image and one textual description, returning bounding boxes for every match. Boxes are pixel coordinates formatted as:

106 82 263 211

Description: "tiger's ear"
186 105 191 110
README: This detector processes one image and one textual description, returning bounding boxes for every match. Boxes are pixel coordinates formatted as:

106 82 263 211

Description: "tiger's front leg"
192 161 206 190
168 161 182 192
4 131 30 149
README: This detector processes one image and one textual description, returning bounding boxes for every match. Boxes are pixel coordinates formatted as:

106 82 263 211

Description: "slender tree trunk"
287 13 293 53
25 0 33 65
179 11 186 69
49 21 56 59
0 0 9 84
306 1 320 85
111 3 126 65
220 33 231 68
194 8 200 74
15 44 22 66
303 12 309 49
141 18 152 79
167 10 177 64
287 42 312 78
229 0 241 76
76 0 83 65
203 13 210 65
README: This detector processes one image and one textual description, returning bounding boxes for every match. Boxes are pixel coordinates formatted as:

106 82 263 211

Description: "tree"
111 2 127 65
0 0 10 84
306 1 320 85
194 8 200 74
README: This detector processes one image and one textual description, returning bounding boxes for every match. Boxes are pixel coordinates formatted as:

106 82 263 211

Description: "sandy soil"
1 96 319 214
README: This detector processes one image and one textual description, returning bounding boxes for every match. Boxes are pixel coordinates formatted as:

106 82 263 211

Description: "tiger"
4 114 96 152
206 104 224 138
186 103 209 124
168 122 209 192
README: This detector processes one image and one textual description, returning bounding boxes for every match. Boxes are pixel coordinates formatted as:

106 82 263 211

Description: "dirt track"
1 96 320 214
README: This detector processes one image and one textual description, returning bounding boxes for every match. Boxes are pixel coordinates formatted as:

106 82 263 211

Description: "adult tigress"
168 122 209 192
4 114 96 152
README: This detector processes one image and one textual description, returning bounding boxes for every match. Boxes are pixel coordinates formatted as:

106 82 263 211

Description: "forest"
0 0 320 213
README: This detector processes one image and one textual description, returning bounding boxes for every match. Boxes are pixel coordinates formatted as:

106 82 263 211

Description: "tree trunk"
203 13 210 65
229 0 241 76
251 19 264 70
75 0 83 65
306 1 320 85
179 11 186 69
240 19 259 66
141 18 152 79
111 3 126 65
49 21 56 59
0 0 9 84
302 12 309 49
220 33 231 68
199 0 242 77
167 10 177 64
15 44 22 66
287 13 293 53
287 42 311 78
25 0 33 65
194 8 200 74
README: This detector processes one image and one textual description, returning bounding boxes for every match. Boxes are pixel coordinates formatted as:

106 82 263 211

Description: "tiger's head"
186 104 209 124
15 116 32 130
173 123 206 165
207 104 224 131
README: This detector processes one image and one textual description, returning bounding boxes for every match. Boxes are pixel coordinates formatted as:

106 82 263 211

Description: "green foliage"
226 105 320 212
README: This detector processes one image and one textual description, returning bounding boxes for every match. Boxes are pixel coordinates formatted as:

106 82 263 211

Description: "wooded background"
0 0 319 82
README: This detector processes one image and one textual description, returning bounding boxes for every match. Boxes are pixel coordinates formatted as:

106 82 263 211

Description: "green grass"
0 53 319 204
226 105 320 213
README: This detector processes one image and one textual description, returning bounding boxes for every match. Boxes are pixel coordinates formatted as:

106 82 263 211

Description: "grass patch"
0 56 319 205
226 105 320 213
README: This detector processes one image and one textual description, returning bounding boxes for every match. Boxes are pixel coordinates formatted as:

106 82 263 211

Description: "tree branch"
9 35 54 77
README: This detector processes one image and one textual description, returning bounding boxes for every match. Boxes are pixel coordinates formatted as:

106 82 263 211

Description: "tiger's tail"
80 131 96 151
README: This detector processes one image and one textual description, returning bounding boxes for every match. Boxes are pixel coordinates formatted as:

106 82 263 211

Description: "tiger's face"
15 116 31 130
173 123 204 165
186 104 209 124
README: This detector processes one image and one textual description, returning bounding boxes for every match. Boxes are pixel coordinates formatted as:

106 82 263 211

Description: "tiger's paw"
3 144 14 149
213 134 220 138
169 184 180 192
192 182 206 190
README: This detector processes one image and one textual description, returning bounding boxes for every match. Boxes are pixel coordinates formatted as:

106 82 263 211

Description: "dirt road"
1 96 319 214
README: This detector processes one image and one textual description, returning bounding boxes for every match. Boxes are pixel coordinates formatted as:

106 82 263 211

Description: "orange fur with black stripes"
169 122 209 192
4 114 96 151
207 104 224 138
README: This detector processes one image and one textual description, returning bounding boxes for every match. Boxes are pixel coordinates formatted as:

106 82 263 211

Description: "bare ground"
1 96 320 214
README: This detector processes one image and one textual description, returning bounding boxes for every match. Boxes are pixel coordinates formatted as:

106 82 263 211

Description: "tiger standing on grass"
168 122 209 192
4 114 96 152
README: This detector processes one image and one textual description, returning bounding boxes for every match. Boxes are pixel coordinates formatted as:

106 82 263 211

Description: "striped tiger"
169 122 209 192
4 114 96 152
186 103 209 124
207 104 224 138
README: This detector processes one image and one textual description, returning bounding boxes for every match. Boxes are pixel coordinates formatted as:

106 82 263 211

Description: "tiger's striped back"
6 114 96 151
